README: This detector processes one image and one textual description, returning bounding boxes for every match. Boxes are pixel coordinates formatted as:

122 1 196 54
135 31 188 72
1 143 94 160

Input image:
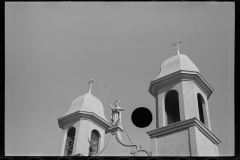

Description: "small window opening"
64 127 76 156
165 90 181 125
89 130 100 155
197 93 205 124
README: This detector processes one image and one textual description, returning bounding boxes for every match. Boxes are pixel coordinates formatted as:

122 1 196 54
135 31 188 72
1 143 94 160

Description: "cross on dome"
87 78 95 93
173 39 182 55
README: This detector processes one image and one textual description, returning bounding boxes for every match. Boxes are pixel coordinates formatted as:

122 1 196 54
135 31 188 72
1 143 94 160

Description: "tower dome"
63 93 108 122
155 54 200 80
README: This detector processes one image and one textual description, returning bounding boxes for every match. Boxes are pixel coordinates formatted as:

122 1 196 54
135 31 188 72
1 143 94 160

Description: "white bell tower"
58 79 110 156
147 53 221 156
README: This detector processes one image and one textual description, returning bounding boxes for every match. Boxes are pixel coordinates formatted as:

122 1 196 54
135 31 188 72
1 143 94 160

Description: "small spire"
87 78 95 93
173 39 182 55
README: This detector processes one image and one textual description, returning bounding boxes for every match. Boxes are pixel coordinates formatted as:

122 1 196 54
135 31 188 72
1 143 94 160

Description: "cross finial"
87 78 95 93
173 39 182 55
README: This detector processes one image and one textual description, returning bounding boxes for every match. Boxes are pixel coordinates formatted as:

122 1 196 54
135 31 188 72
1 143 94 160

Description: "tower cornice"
149 70 214 99
58 111 111 130
146 117 221 145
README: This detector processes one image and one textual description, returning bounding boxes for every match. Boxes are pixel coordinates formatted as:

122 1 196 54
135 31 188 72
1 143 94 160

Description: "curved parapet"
91 125 151 156
131 148 151 156
94 133 138 156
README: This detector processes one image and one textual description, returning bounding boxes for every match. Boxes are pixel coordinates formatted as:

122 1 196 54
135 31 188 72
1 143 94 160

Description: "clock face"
131 107 152 128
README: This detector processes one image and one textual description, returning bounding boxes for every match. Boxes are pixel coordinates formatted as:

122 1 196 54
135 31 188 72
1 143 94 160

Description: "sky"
5 2 234 156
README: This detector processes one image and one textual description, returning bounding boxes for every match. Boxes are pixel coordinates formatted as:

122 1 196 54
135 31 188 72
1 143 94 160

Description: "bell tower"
58 79 110 156
147 53 221 156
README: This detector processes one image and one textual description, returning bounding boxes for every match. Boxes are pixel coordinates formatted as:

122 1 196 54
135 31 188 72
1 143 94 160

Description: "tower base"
147 118 221 156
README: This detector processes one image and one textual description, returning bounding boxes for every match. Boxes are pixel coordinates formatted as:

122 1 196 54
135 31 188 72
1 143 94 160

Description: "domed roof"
155 54 200 80
63 93 108 122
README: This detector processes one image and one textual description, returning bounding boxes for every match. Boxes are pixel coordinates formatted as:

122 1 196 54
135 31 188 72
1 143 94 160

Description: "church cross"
87 78 95 93
173 39 182 55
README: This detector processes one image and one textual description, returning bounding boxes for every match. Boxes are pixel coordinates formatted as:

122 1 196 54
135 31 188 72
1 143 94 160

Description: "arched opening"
197 93 205 124
165 90 180 125
64 127 76 156
89 130 100 155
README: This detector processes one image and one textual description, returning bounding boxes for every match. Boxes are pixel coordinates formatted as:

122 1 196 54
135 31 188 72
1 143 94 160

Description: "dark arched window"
197 93 205 124
165 90 181 125
89 130 100 155
64 127 76 156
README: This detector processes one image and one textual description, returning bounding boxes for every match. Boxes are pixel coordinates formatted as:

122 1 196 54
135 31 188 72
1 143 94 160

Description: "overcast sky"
5 2 234 156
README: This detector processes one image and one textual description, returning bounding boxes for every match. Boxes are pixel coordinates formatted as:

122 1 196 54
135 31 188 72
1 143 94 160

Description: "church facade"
57 53 221 156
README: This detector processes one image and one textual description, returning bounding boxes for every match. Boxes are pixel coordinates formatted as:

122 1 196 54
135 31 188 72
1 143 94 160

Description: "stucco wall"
151 137 157 156
156 129 190 156
195 127 218 156
181 81 198 120
98 134 137 156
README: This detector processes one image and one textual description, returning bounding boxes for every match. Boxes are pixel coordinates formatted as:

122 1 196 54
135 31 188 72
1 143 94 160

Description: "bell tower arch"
165 90 180 125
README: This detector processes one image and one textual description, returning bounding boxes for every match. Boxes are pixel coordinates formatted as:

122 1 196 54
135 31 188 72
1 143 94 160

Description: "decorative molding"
73 153 88 156
131 149 152 156
146 117 221 145
90 124 151 156
89 129 140 156
149 70 214 99
113 125 151 156
58 111 111 130
106 124 124 134
79 118 109 131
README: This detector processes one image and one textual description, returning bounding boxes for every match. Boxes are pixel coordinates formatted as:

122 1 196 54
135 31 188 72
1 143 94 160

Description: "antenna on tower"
104 83 113 102
99 84 102 99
